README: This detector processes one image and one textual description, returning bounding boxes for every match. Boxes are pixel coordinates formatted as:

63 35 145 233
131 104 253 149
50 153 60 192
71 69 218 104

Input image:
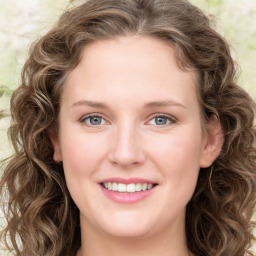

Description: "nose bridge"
109 118 145 167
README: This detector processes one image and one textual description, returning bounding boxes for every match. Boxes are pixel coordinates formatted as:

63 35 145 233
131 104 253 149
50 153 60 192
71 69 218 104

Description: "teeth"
103 182 155 193
127 183 136 192
135 183 142 191
112 182 118 191
142 183 147 191
118 183 126 192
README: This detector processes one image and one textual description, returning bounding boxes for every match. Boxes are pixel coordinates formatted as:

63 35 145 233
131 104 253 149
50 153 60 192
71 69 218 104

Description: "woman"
1 0 255 255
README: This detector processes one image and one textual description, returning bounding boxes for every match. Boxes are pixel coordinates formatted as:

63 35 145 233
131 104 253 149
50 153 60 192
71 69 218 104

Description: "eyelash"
80 113 177 128
80 114 109 127
148 114 177 126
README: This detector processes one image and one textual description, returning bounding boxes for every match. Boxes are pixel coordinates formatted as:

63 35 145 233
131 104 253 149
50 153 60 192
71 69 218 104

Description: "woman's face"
52 36 218 239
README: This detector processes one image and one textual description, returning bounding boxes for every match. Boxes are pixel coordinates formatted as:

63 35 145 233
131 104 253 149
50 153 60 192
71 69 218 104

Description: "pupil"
156 117 167 125
90 116 101 125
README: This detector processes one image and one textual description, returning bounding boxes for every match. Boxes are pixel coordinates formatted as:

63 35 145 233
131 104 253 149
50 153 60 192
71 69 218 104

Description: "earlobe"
200 115 224 168
48 128 63 162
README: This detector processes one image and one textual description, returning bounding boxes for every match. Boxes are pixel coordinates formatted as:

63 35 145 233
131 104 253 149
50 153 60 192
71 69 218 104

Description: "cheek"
150 131 202 168
147 129 203 190
59 132 108 211
60 131 108 176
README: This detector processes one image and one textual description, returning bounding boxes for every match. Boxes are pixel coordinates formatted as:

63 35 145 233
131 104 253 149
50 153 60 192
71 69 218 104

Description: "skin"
51 35 223 256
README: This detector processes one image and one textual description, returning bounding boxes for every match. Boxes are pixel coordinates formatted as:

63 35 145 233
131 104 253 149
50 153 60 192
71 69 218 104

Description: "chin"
103 226 153 239
98 213 155 238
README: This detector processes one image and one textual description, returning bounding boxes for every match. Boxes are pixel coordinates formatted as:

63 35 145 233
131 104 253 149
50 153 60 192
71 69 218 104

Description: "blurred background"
0 0 255 254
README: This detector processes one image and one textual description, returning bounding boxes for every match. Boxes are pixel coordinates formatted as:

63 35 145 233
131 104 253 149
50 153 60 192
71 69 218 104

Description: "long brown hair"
1 0 256 255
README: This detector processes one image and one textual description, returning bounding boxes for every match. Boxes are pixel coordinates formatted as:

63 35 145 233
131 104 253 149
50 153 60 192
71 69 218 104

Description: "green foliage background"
0 0 255 253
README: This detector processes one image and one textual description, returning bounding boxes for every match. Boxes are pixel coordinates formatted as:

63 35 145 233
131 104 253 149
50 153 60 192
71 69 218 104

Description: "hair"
1 0 256 255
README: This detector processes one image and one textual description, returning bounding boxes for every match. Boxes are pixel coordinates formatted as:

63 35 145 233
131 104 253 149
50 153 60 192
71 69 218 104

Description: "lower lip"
100 185 158 204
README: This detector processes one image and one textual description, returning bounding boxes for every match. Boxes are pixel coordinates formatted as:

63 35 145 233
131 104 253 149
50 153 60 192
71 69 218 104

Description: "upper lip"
99 177 157 184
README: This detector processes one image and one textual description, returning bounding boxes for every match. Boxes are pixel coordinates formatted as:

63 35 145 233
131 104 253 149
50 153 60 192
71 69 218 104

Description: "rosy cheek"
149 134 201 173
61 134 107 175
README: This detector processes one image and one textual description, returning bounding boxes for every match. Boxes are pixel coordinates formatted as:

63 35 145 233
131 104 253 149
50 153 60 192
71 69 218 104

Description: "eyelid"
79 112 178 127
146 113 178 126
80 113 110 127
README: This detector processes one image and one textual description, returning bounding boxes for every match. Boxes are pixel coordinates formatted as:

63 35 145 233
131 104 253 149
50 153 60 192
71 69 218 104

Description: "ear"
48 128 62 162
200 115 224 168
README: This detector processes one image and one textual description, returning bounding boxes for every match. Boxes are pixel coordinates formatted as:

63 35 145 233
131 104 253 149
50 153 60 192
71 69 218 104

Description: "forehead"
62 35 199 111
74 35 195 80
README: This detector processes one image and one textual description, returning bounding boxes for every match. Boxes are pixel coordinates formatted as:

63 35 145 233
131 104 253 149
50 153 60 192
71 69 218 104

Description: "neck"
78 215 192 256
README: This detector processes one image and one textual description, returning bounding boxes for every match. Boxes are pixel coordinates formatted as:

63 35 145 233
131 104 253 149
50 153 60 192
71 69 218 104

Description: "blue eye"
82 115 107 126
148 115 175 126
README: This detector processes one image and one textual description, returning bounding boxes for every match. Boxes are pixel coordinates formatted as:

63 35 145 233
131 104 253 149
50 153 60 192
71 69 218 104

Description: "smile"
99 178 158 204
102 182 155 193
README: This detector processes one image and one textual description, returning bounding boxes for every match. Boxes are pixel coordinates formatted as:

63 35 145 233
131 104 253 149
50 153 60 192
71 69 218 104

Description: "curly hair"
1 0 256 255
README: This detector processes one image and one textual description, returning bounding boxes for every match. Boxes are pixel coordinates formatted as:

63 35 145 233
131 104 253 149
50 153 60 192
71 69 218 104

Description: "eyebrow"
72 99 186 109
143 100 186 109
72 100 108 108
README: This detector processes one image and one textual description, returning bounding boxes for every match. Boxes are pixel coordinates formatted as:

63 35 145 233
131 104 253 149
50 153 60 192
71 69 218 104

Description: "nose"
108 121 146 168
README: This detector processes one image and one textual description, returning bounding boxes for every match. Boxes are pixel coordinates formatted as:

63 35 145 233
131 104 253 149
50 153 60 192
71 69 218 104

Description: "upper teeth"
103 182 153 193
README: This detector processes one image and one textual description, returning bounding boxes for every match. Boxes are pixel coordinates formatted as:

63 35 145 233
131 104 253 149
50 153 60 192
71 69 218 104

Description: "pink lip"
100 186 157 204
99 177 158 204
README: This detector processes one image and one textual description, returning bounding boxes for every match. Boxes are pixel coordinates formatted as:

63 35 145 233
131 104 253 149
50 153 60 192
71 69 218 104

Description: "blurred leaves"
0 110 8 119
0 86 12 97
206 0 223 5
0 87 12 119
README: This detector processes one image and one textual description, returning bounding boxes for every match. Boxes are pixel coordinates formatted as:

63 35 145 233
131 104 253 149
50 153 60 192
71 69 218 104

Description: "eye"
81 115 108 126
148 114 176 126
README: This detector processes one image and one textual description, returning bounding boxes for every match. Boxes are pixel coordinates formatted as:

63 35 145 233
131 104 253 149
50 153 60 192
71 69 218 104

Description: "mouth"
99 177 159 203
100 182 158 193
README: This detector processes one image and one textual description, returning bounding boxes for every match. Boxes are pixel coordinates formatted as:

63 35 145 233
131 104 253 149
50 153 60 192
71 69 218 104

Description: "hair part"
1 0 256 255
